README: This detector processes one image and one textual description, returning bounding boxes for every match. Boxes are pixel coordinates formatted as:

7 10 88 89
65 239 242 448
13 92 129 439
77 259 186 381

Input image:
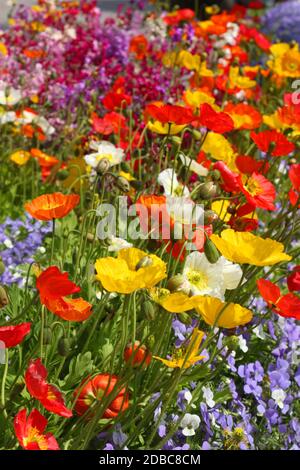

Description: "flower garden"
0 0 300 451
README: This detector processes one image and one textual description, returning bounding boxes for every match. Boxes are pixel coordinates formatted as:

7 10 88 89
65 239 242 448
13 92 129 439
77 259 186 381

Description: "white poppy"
181 413 201 437
179 153 208 177
0 87 21 106
85 141 124 168
183 252 243 299
107 237 133 252
158 168 190 197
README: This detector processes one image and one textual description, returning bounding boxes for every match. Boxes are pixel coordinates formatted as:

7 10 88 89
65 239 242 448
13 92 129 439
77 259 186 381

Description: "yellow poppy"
267 43 300 78
154 329 205 369
147 121 187 135
211 200 231 223
10 150 31 166
149 287 197 313
201 132 237 171
229 67 256 89
63 157 88 192
183 89 216 109
210 229 291 266
194 296 252 329
95 248 167 294
0 42 8 56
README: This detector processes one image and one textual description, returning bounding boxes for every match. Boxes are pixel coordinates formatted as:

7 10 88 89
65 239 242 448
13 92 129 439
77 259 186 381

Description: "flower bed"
0 0 299 451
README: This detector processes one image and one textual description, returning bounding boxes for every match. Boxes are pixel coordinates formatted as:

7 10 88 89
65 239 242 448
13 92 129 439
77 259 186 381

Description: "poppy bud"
135 256 153 270
197 181 219 200
171 136 182 146
144 300 156 320
43 327 52 345
0 286 9 309
86 232 95 242
204 237 220 264
58 337 71 356
192 129 202 140
120 162 131 173
167 275 191 296
96 158 110 175
56 169 69 181
116 176 131 193
204 210 219 225
0 257 5 275
124 341 152 367
209 169 221 181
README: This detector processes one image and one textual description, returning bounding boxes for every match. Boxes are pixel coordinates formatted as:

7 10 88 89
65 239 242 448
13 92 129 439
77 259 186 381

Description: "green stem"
1 349 9 418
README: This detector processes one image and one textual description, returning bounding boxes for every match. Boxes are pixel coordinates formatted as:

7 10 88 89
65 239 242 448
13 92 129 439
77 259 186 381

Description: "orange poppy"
223 103 262 130
36 266 92 322
25 192 80 221
129 35 148 60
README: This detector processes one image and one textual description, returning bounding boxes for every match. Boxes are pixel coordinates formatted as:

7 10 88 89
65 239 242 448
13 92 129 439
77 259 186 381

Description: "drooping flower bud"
0 286 9 309
197 181 219 199
167 274 191 296
204 237 220 264
116 175 131 193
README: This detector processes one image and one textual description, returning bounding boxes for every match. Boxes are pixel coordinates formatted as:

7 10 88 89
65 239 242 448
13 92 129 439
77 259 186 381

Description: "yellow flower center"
186 269 208 290
244 176 262 197
96 153 114 162
23 427 48 450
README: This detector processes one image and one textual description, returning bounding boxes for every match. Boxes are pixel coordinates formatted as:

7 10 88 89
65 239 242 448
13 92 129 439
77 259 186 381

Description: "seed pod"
167 275 191 296
135 256 153 270
58 337 71 356
43 327 52 345
96 158 110 175
204 237 220 264
0 286 9 309
116 175 131 193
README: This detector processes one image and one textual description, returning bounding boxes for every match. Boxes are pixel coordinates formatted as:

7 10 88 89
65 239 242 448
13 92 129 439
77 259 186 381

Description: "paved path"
0 1 124 24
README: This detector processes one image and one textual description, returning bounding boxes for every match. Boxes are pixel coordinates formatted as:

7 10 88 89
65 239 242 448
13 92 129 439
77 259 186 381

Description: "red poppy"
250 130 295 157
163 9 195 26
257 279 300 320
91 111 126 135
287 266 300 292
145 103 195 125
129 35 148 60
14 408 59 450
102 91 132 111
25 358 72 418
36 266 92 322
288 164 300 206
196 103 234 134
21 123 45 141
124 341 152 367
239 172 276 211
224 103 262 130
74 374 129 418
0 322 31 348
25 192 80 221
289 164 300 190
235 155 269 175
213 161 240 193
